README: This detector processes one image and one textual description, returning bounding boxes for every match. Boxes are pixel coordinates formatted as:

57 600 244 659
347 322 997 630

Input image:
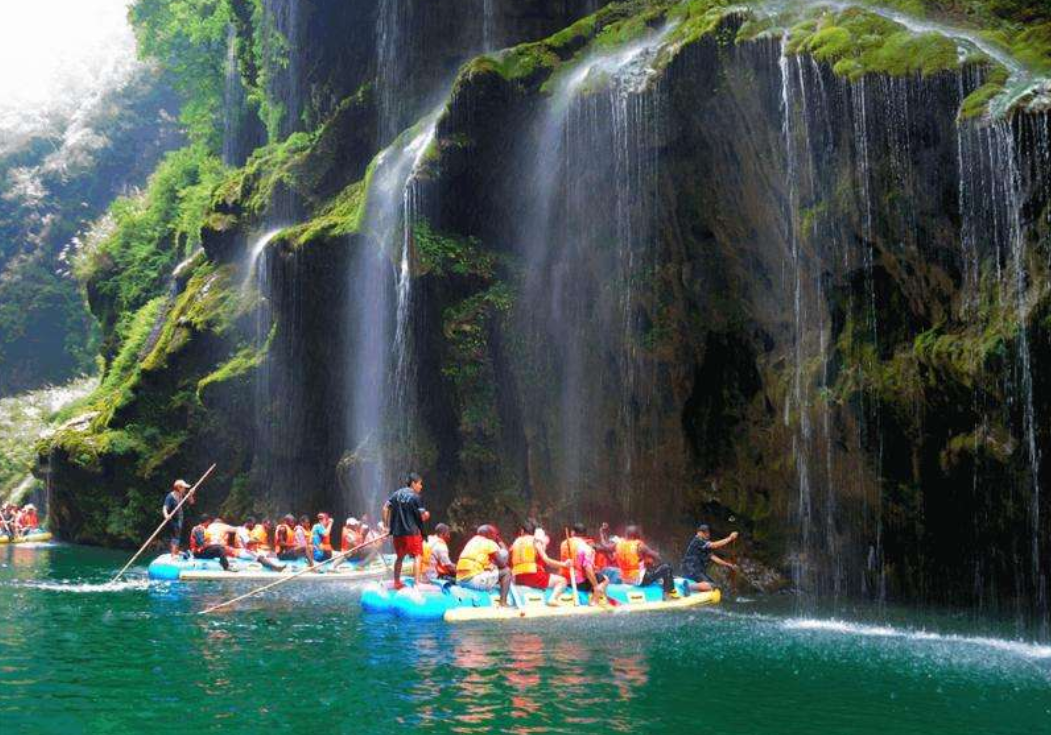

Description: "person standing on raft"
383 472 430 589
614 525 676 600
162 479 194 557
680 524 738 592
511 521 569 605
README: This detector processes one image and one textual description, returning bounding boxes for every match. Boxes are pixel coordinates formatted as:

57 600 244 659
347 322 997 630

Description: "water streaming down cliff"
343 113 440 512
222 25 259 167
513 27 671 515
261 0 304 139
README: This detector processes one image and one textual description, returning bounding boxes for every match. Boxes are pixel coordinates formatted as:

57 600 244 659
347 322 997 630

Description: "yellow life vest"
615 539 643 584
510 535 538 576
456 536 498 581
250 525 269 550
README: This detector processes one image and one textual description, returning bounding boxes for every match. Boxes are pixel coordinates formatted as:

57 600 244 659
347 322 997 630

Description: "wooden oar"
111 464 216 583
199 533 390 615
564 528 580 607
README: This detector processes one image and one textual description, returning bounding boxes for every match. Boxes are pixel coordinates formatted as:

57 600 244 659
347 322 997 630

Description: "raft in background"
148 553 407 581
0 529 53 545
360 577 721 622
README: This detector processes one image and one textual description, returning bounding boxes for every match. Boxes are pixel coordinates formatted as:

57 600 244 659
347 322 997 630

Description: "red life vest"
275 524 294 553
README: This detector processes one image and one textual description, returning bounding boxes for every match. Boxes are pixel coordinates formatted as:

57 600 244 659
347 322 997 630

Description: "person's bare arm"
709 531 739 550
710 553 736 569
639 542 662 564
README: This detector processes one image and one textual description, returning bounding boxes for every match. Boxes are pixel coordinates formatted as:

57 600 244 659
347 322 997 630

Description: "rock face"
41 0 1051 627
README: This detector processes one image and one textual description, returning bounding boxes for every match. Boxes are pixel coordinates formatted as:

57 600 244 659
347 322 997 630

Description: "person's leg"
393 553 405 588
257 554 286 571
547 574 567 606
497 567 512 606
641 564 675 599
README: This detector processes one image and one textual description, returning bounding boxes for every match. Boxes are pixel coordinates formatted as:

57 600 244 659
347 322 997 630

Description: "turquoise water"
2 544 1049 733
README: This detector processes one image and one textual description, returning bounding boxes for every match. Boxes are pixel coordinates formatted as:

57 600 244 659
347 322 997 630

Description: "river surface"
1 544 1049 733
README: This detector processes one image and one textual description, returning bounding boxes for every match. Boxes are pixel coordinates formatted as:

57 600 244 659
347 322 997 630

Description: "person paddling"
681 524 738 592
162 479 194 557
456 525 512 606
615 524 675 600
561 522 609 605
511 521 569 605
382 472 430 589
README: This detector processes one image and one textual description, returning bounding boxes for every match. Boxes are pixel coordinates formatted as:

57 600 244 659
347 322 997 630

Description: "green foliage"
414 223 496 279
129 0 231 148
75 146 226 344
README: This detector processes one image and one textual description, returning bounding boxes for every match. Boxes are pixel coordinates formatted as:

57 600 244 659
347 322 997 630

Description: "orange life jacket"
341 527 357 553
614 539 644 584
319 525 332 552
22 509 39 529
511 535 538 576
275 524 294 553
205 523 228 546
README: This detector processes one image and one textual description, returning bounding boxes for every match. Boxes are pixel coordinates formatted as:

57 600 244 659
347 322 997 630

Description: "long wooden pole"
111 464 216 583
730 536 739 598
199 533 390 615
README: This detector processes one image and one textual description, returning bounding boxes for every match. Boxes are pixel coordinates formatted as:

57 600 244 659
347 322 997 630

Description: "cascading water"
260 0 303 139
515 26 671 516
376 0 411 143
343 112 440 513
956 113 1050 631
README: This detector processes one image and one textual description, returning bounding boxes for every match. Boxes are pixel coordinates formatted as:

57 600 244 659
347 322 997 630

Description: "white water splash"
783 617 1051 659
22 579 149 594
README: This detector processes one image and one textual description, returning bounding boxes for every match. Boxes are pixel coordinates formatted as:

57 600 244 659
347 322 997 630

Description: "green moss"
788 9 963 80
196 341 269 399
287 176 370 249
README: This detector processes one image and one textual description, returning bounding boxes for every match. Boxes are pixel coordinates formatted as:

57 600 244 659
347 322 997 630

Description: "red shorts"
393 534 423 557
515 569 551 589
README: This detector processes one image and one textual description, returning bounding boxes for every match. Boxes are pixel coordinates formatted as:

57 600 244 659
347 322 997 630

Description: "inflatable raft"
0 529 53 545
360 577 720 622
148 553 404 582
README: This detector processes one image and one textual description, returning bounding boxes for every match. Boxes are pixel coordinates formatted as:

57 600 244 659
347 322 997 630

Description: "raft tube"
444 587 721 622
0 529 53 545
147 553 400 582
360 577 716 621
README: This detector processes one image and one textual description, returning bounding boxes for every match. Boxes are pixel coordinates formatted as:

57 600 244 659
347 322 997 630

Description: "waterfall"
344 111 439 513
376 0 411 143
481 0 497 52
244 227 289 503
957 113 1050 629
261 0 303 139
515 26 671 514
222 25 249 167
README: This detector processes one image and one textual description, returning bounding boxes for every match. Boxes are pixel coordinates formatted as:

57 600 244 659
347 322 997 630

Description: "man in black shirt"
162 479 194 557
383 472 430 589
680 524 738 592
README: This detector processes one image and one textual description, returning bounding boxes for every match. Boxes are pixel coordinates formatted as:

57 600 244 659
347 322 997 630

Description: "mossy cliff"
38 0 1051 621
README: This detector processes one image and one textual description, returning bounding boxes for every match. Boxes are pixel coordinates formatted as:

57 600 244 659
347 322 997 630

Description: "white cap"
345 517 359 526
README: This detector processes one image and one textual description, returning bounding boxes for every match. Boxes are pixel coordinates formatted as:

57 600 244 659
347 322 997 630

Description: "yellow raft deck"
444 588 721 622
0 530 53 545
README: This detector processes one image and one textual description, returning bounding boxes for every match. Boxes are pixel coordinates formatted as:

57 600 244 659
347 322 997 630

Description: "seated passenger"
19 504 40 532
295 515 313 566
250 519 271 552
311 512 334 563
422 523 456 583
455 525 511 606
191 515 230 571
614 524 675 600
274 515 302 561
560 522 609 605
510 521 569 606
